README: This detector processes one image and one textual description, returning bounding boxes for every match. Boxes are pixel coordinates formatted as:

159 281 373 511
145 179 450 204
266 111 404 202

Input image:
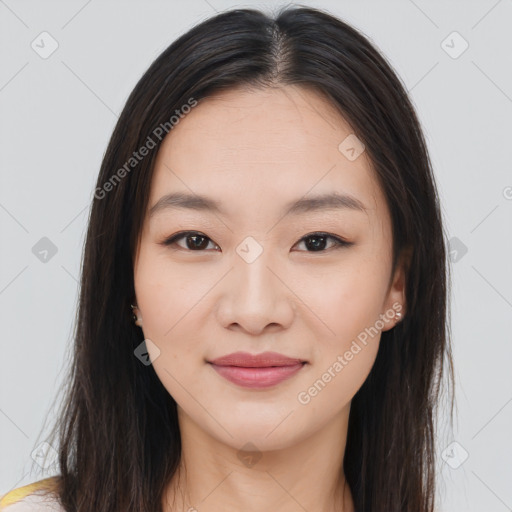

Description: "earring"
130 304 138 324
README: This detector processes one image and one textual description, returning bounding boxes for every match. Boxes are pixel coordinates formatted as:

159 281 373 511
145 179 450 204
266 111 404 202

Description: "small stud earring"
130 304 139 324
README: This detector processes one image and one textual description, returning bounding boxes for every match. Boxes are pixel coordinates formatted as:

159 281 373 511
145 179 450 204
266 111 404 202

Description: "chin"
207 413 307 452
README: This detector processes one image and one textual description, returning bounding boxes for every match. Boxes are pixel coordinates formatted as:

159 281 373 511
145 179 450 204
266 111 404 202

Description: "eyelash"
160 231 353 253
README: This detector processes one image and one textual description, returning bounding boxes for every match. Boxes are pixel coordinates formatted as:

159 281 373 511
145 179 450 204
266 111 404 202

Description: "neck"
162 405 355 512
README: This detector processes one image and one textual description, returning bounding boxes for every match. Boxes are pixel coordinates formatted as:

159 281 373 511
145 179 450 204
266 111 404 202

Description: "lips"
207 351 307 389
209 351 306 367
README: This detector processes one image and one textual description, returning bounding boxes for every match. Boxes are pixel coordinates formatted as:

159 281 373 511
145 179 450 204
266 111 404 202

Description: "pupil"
306 235 326 251
187 235 208 250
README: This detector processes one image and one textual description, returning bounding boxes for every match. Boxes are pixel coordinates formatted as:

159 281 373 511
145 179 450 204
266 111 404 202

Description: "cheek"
295 258 388 344
134 246 220 372
134 248 187 347
296 339 379 423
135 243 190 322
296 269 385 413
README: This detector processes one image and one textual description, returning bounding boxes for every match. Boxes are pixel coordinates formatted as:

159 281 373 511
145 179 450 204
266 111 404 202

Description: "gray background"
1 0 511 510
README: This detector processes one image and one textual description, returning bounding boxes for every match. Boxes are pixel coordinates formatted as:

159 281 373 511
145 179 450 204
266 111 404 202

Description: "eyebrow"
149 191 367 218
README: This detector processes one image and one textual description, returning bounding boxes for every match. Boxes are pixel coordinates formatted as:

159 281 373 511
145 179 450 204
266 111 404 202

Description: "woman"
1 5 454 511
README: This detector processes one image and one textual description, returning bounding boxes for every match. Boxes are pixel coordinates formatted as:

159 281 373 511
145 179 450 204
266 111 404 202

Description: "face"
133 85 406 451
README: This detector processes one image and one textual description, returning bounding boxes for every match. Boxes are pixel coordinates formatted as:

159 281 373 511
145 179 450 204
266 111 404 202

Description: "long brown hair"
36 5 454 511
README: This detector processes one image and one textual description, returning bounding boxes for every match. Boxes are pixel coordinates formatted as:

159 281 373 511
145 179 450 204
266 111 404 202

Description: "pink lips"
208 351 306 389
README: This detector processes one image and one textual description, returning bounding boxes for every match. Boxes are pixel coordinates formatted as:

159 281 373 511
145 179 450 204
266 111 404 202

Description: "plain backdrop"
1 1 511 510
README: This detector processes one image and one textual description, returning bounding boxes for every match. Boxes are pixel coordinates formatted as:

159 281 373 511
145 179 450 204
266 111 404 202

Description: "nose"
215 248 295 336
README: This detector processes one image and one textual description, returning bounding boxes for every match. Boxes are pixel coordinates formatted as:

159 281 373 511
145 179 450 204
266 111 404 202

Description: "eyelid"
162 230 220 251
292 231 352 248
161 230 353 252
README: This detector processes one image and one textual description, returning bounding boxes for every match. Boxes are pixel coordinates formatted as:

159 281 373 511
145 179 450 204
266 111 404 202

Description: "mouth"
207 351 308 389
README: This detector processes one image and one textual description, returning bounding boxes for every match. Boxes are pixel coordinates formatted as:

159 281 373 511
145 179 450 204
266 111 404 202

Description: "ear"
131 302 143 327
381 246 411 332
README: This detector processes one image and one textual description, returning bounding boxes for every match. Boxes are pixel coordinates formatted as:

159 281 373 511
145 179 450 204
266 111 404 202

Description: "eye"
293 232 353 252
161 231 220 251
161 231 352 253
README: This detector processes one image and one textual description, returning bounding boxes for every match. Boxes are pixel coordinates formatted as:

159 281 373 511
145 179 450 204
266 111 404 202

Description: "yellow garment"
0 476 59 508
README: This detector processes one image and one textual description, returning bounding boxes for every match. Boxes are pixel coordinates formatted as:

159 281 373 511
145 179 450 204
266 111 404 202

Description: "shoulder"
0 477 64 511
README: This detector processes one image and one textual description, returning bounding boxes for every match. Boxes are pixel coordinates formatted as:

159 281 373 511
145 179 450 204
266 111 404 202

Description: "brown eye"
162 231 352 253
163 231 220 251
294 233 352 252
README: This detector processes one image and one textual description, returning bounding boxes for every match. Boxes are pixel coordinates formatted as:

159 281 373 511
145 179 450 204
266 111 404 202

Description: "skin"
133 84 407 512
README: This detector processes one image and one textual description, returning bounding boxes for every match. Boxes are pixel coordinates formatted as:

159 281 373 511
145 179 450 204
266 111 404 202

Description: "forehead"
148 85 388 225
